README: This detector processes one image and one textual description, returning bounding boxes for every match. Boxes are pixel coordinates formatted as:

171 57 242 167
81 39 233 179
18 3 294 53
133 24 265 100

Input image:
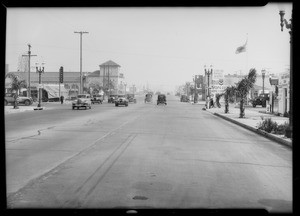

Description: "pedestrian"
60 95 64 104
209 97 214 108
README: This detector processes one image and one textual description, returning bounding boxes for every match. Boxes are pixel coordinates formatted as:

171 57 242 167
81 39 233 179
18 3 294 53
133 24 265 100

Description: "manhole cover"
132 195 148 200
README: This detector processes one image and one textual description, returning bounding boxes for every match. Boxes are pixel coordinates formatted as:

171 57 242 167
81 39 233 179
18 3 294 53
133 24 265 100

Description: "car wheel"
115 104 118 106
24 100 30 106
72 106 75 110
252 104 256 108
77 107 79 110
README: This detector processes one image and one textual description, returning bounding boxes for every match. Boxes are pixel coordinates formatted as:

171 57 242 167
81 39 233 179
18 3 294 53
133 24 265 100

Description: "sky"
6 3 293 92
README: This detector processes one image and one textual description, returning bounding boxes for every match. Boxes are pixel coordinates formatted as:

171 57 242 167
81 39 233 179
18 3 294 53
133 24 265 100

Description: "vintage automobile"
144 93 153 103
180 95 189 102
4 93 33 106
115 96 128 107
108 94 118 103
91 94 104 104
251 93 269 108
126 94 137 103
72 94 92 110
157 94 167 105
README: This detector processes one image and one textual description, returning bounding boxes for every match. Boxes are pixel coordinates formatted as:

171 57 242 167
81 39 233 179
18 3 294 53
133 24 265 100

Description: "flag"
235 39 247 54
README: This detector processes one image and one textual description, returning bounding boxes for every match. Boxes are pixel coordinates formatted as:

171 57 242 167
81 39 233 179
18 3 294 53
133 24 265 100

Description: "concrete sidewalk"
203 103 292 148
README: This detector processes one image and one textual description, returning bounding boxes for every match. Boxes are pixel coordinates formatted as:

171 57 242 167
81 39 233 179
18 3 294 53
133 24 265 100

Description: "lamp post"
204 65 213 108
279 9 292 139
36 62 44 108
261 69 266 94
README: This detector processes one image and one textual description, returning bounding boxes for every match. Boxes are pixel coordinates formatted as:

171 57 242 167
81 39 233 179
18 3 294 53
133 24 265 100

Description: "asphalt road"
5 95 292 212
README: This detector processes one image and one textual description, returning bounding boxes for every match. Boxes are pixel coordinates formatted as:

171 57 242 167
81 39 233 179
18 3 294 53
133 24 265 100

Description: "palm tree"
5 73 27 109
235 68 257 118
223 86 236 113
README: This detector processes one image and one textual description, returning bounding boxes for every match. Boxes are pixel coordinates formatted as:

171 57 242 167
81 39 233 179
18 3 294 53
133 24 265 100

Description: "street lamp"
261 69 266 94
279 9 292 139
204 64 213 99
35 62 44 108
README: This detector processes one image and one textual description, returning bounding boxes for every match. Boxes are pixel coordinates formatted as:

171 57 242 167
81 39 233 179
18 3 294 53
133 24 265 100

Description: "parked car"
126 94 137 103
72 94 92 110
157 94 167 105
91 94 103 104
4 93 33 106
115 96 128 107
180 95 189 102
251 93 269 107
108 94 118 103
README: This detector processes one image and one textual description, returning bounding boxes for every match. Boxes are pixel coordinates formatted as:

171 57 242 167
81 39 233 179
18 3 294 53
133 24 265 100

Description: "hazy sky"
6 3 292 91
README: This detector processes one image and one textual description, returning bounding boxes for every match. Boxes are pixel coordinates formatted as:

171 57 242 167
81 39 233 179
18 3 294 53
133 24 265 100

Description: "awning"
32 83 69 98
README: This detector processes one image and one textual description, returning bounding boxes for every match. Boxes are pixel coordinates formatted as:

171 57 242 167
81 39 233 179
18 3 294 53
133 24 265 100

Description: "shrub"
257 117 278 133
257 117 289 135
276 122 290 135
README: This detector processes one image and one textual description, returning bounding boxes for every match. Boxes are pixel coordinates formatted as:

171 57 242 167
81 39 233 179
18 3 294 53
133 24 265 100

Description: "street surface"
5 95 292 212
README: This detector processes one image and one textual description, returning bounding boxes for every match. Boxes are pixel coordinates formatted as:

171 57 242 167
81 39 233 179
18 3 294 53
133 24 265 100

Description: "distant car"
126 94 137 103
180 95 189 102
72 94 92 110
4 93 33 106
251 93 269 108
115 96 128 107
108 94 118 103
157 94 167 105
91 94 103 104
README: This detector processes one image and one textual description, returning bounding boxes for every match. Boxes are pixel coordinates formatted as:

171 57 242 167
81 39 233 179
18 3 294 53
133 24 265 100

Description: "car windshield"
5 6 292 213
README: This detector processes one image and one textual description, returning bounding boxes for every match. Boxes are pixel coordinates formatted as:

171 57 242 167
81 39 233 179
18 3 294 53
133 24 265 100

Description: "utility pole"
22 44 37 98
74 31 89 94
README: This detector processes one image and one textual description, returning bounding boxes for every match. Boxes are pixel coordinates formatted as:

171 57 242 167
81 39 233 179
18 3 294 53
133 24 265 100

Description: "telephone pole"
22 44 37 98
74 31 89 94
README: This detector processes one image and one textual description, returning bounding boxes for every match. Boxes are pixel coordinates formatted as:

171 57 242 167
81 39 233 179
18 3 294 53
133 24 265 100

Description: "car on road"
108 94 118 103
126 94 137 103
115 96 128 107
4 93 33 106
251 93 269 108
72 94 92 110
91 94 104 104
145 93 153 103
180 95 189 102
157 94 167 105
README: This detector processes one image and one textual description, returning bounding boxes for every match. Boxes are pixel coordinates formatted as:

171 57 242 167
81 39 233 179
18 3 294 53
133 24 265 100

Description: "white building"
277 70 290 115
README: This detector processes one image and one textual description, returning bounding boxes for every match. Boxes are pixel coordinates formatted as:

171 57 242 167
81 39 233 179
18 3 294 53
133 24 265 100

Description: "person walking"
60 95 64 104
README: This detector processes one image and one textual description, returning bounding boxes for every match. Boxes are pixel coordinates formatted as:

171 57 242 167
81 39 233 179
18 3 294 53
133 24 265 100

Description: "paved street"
5 95 292 212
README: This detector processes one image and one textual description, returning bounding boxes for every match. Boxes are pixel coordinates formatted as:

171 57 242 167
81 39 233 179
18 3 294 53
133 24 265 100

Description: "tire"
72 106 75 110
115 104 118 107
125 104 128 107
252 104 256 108
24 100 30 106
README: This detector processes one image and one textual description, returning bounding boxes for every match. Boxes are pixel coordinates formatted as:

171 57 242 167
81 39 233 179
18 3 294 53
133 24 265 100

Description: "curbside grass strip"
213 112 292 149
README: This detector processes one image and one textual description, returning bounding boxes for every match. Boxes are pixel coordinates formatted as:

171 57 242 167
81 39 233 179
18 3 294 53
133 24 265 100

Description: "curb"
213 112 292 149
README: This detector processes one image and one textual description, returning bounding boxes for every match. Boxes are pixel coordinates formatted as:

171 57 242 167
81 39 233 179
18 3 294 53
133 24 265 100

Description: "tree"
223 86 236 113
235 68 257 118
5 73 27 109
